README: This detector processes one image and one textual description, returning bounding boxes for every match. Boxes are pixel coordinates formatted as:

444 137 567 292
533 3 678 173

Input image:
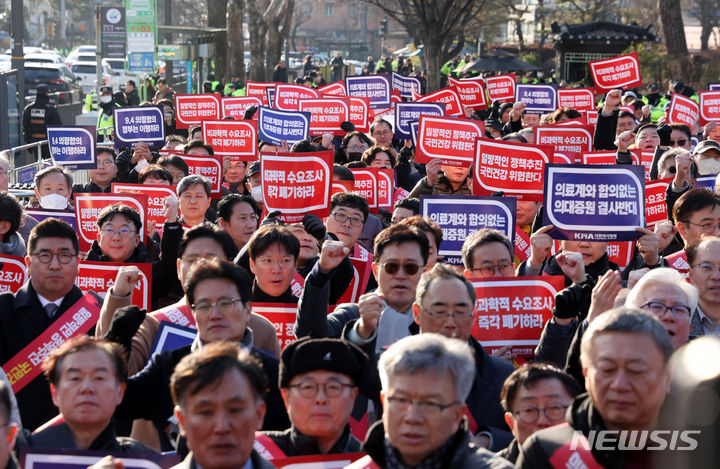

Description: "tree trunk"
266 0 295 79
422 36 442 93
515 18 525 50
698 0 715 51
208 0 228 81
658 0 688 58
227 0 246 84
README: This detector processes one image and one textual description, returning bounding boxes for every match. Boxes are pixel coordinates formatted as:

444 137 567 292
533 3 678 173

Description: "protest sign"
391 72 421 98
221 96 262 119
298 97 351 135
111 183 177 228
332 243 373 307
585 110 598 125
607 242 635 270
183 154 223 196
581 151 620 165
516 84 558 114
77 261 152 310
376 168 394 212
448 76 488 109
552 152 578 164
557 88 595 111
542 164 645 241
251 303 297 350
394 102 444 140
174 94 221 128
415 115 484 167
413 87 463 116
15 160 52 185
709 83 720 91
257 106 310 146
270 454 365 468
23 450 163 469
698 91 720 126
113 106 165 149
346 74 391 109
485 74 516 102
318 81 347 96
348 97 370 133
421 196 516 265
149 321 196 358
274 84 321 111
534 125 593 153
351 168 379 211
245 81 275 106
589 52 642 93
473 138 554 200
74 193 147 252
46 126 96 170
667 93 699 127
202 120 258 159
515 227 532 262
0 255 27 294
470 276 565 357
695 174 717 191
25 209 77 230
409 120 420 148
261 151 333 223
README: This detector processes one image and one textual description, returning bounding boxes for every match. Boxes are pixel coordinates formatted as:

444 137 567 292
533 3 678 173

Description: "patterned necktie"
45 303 59 318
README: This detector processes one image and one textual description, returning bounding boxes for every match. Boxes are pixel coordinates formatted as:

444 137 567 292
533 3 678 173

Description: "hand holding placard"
425 159 442 187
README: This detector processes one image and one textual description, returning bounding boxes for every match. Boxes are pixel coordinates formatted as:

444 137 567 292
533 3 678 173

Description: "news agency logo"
569 430 701 451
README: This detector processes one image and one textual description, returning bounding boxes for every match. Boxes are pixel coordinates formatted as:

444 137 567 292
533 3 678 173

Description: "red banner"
376 168 394 212
74 193 147 252
581 151 618 165
470 276 564 357
261 151 334 223
183 154 223 196
0 255 27 294
551 117 588 127
344 455 380 469
514 228 532 262
553 152 578 164
318 81 347 96
585 110 598 126
245 81 275 106
606 241 634 270
413 87 463 116
77 261 152 310
272 453 366 469
557 88 596 111
637 151 654 181
298 97 351 135
667 93 699 127
351 168 378 210
349 97 370 133
698 90 720 126
448 76 488 110
174 94 221 128
221 96 262 119
589 52 642 93
646 178 670 227
331 180 354 198
333 243 373 307
485 74 516 102
534 126 594 153
202 120 258 159
251 303 297 350
2 292 102 394
473 138 554 201
393 187 410 205
111 183 178 229
274 84 321 111
415 115 485 167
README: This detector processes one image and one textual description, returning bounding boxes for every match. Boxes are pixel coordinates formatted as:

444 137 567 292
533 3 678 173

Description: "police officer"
97 86 119 142
22 84 62 158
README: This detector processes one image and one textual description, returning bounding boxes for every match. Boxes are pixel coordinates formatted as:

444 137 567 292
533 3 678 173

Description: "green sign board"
125 0 157 72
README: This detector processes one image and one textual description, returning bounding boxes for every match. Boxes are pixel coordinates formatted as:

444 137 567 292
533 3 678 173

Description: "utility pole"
164 0 173 87
11 0 24 102
60 0 66 53
96 4 102 95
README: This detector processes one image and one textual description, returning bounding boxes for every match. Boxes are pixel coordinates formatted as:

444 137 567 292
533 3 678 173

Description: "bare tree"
658 0 689 75
208 0 229 81
227 0 246 83
246 0 294 81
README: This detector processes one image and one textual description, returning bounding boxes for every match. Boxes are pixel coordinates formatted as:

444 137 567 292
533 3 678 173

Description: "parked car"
66 45 96 64
24 62 82 104
103 58 138 89
70 61 118 94
25 53 64 64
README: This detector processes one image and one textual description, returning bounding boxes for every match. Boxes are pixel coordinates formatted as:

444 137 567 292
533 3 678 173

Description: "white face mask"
697 158 720 175
100 95 112 104
250 185 263 203
39 193 68 210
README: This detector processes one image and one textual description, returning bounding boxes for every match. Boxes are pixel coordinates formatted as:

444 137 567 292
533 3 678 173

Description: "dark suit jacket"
0 282 84 430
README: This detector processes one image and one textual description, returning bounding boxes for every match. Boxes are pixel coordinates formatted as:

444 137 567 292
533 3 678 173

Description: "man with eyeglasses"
687 237 720 337
72 147 118 194
667 188 720 274
349 334 512 469
0 219 83 430
369 118 396 153
461 228 516 279
498 363 580 464
257 337 369 458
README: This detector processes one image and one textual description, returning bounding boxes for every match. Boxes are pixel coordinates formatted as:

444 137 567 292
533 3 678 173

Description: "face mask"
348 152 363 161
39 193 68 210
100 96 112 104
697 158 720 175
250 185 263 202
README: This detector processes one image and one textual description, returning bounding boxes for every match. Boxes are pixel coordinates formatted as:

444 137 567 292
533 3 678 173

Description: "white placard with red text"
174 94 221 128
77 261 152 310
202 120 258 159
74 193 147 253
485 74 516 102
589 52 642 93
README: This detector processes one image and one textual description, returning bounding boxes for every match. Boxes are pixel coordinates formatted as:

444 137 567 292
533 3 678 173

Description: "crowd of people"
4 62 720 469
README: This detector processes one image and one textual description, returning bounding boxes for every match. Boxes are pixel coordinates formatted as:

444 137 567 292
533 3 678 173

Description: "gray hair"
415 263 476 306
580 307 674 367
0 151 9 172
34 166 73 189
177 174 211 197
625 267 698 312
378 333 475 402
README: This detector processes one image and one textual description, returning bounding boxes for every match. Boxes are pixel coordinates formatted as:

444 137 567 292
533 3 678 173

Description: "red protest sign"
111 183 177 229
183 154 223 196
515 227 532 262
245 81 275 106
473 138 554 201
646 178 670 227
221 96 262 119
349 97 370 133
415 115 484 167
318 80 347 96
553 152 578 164
376 168 394 211
174 94 221 128
668 93 699 128
485 74 516 102
698 90 720 126
251 303 297 350
585 110 598 126
261 151 334 223
331 180 354 198
607 242 634 270
582 151 618 165
589 52 642 93
332 243 373 307
637 151 654 181
274 84 321 111
74 193 147 253
448 76 488 110
77 261 152 310
351 168 378 211
0 255 27 294
534 126 593 153
298 97 351 136
470 276 565 357
271 453 365 469
557 88 596 111
202 120 258 159
413 87 463 116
